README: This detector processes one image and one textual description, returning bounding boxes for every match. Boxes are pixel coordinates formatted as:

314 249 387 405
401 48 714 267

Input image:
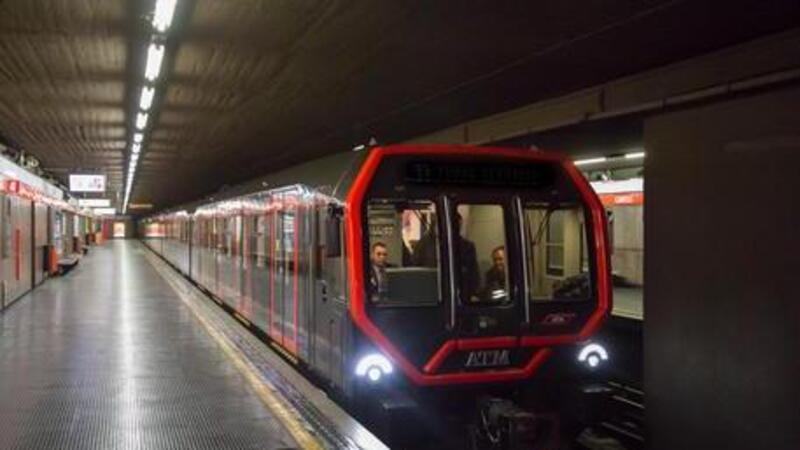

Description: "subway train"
140 144 612 448
0 164 99 311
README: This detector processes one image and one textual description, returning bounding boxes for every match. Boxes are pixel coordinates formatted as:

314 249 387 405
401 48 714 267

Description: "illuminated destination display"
405 161 554 187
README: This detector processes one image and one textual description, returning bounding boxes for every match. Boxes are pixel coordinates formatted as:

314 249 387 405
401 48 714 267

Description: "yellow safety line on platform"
145 252 324 450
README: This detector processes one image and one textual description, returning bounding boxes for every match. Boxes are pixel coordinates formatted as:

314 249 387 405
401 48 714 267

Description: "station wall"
644 86 800 450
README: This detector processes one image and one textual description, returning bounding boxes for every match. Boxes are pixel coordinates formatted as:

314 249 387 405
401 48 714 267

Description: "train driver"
369 242 391 302
484 245 506 293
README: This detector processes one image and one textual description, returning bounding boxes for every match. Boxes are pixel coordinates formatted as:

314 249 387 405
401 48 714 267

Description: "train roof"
153 149 367 217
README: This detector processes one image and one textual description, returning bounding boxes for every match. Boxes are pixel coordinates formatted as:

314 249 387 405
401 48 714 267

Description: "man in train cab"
369 242 391 302
485 245 507 293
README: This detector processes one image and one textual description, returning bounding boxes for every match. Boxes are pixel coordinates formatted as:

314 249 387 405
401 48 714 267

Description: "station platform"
0 240 384 450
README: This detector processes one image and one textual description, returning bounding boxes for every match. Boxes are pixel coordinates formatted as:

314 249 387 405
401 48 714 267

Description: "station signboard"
69 174 106 193
92 207 116 216
78 198 111 208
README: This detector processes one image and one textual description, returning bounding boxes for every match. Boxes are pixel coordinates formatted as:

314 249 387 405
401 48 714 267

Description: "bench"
57 254 81 275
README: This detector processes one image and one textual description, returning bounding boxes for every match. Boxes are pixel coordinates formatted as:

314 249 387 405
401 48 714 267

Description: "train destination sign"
406 161 554 188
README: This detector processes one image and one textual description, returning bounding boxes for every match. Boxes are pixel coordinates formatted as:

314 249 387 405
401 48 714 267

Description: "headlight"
577 343 608 369
355 353 393 382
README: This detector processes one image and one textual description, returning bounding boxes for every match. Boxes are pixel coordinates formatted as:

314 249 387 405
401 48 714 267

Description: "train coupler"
472 396 559 450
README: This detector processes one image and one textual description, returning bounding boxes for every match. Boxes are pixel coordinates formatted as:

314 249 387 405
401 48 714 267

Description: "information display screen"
405 160 555 188
69 174 106 193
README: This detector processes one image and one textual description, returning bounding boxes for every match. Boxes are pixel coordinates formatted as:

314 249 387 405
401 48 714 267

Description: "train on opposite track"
0 154 100 311
140 144 613 449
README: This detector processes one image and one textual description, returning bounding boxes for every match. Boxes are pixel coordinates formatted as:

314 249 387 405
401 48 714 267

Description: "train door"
190 218 202 285
32 202 48 285
231 215 243 311
212 216 222 297
0 194 9 305
267 208 279 342
2 195 33 301
201 218 212 292
52 209 63 260
242 203 269 324
72 214 81 254
18 198 33 293
63 211 74 255
280 206 298 353
271 208 290 348
216 214 239 308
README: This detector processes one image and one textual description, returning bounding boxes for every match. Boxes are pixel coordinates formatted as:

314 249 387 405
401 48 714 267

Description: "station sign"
78 198 111 208
69 174 106 193
92 207 117 216
129 203 153 210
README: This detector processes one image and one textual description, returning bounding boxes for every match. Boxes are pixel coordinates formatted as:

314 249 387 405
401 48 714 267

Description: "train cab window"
366 200 440 306
455 204 509 305
546 211 565 277
524 204 591 302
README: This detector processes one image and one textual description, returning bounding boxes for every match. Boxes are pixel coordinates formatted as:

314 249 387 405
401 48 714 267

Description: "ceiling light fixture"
145 44 165 81
574 157 607 166
140 86 155 110
133 133 143 143
136 112 149 130
132 143 141 154
153 0 178 33
625 151 646 159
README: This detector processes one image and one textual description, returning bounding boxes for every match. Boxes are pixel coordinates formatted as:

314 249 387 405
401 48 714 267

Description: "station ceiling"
0 0 798 212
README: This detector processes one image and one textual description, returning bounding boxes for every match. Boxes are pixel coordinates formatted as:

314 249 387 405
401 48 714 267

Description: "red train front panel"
345 145 611 386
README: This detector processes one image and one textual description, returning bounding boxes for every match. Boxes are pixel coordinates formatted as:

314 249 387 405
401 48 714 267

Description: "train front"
345 145 611 390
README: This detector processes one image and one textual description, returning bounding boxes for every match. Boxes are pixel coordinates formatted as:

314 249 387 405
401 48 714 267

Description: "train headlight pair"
577 343 609 369
355 353 393 383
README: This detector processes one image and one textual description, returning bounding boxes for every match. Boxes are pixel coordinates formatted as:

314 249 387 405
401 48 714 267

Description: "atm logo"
465 349 511 368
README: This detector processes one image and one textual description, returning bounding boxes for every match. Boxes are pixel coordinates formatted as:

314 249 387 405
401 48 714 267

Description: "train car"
0 173 88 309
141 144 612 448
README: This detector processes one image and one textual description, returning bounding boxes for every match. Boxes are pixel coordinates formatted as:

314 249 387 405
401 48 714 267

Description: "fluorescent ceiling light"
133 133 143 144
145 44 165 81
574 157 607 166
153 0 178 33
132 143 141 154
136 112 149 130
140 86 155 110
625 151 646 159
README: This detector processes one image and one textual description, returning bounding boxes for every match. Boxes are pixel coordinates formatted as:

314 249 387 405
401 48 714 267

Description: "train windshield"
523 203 592 302
363 153 595 309
366 199 441 306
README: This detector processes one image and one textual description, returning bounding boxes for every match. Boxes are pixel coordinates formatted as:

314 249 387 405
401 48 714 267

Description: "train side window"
455 204 509 305
524 204 591 302
366 200 440 306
